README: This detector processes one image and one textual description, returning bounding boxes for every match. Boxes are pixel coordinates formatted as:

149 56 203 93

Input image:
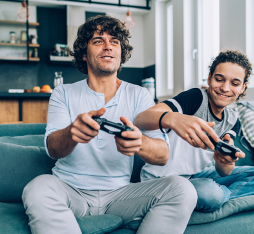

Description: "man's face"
207 62 247 110
83 29 121 76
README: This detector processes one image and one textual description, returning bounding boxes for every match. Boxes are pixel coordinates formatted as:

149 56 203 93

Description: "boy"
135 50 254 212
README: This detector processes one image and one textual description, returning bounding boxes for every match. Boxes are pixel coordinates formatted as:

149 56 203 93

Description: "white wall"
220 0 254 101
143 0 156 67
220 0 246 52
171 0 184 96
67 5 86 50
106 12 145 68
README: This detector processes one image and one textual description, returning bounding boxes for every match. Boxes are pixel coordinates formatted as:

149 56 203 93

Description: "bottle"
34 48 38 58
54 72 63 88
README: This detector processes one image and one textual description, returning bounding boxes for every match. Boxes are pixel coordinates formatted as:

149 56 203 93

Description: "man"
22 15 197 234
135 50 254 212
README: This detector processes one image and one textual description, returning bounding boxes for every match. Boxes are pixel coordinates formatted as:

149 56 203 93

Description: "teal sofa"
1 123 254 234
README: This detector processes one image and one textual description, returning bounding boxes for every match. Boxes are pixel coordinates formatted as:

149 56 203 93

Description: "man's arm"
137 135 169 165
135 103 220 150
115 117 169 166
47 108 105 159
214 134 245 177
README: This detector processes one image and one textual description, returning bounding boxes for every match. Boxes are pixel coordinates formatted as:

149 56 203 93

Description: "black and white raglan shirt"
141 88 240 181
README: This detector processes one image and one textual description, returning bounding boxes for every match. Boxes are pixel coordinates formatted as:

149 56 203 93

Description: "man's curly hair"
70 15 133 74
209 50 252 101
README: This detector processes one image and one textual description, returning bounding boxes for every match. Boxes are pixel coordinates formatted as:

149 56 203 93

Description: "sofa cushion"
0 143 56 203
77 215 122 234
0 202 30 234
0 135 44 147
235 134 254 166
0 202 122 234
236 102 254 148
184 210 254 234
188 195 254 225
117 195 254 232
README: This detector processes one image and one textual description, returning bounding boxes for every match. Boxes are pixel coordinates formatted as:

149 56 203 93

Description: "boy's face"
83 27 121 76
207 62 247 110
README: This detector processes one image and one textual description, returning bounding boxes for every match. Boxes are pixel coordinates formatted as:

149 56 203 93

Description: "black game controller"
92 116 133 137
208 136 239 160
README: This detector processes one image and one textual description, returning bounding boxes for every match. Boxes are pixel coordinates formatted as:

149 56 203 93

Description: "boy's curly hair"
209 50 252 101
70 15 133 74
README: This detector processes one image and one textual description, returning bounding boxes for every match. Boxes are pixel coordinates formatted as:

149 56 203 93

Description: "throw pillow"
0 142 55 203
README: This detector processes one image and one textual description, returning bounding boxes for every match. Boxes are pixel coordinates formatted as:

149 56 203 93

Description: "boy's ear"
207 72 212 85
83 56 86 61
240 82 247 94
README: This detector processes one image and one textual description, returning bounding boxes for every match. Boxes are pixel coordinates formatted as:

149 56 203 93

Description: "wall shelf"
0 42 40 47
0 56 40 61
49 55 72 62
0 20 39 27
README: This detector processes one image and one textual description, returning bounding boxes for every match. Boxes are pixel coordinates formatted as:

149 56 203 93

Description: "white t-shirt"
45 79 166 190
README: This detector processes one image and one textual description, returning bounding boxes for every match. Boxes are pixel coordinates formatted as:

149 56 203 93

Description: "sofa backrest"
0 123 46 137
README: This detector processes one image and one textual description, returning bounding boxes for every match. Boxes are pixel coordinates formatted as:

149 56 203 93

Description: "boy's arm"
214 134 245 177
135 103 219 150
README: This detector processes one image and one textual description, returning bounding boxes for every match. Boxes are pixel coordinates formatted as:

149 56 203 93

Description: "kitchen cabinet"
0 93 50 124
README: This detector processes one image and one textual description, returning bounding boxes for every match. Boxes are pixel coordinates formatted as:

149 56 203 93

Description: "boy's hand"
214 134 245 167
169 113 220 150
114 117 142 156
69 107 106 144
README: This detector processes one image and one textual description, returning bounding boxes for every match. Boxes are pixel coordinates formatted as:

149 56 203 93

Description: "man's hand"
114 117 142 156
69 107 106 144
214 134 245 176
47 107 106 159
167 112 220 150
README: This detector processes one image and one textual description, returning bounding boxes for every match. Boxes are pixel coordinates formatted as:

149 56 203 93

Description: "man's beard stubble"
86 58 120 77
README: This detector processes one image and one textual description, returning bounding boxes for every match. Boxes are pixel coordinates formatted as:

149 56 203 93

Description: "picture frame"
20 31 27 43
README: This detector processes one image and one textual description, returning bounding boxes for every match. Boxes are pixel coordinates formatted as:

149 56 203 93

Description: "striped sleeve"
162 88 203 115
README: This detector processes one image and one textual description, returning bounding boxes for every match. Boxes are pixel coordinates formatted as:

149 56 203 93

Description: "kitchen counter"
0 92 51 98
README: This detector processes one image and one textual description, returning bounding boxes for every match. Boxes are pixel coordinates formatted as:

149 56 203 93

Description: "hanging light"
124 10 135 29
17 1 30 21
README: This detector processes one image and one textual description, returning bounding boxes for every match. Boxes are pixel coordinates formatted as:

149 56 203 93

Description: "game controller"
208 136 239 160
92 116 133 137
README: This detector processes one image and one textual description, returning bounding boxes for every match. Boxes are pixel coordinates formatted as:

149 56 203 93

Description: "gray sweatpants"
22 174 197 234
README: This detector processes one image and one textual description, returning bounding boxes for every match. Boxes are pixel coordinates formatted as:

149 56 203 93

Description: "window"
196 0 220 87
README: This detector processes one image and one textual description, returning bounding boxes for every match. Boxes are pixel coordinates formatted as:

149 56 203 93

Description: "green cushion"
0 135 44 147
0 202 122 234
0 143 56 203
118 195 254 230
109 230 135 234
188 195 254 225
235 135 254 166
0 203 30 234
185 211 254 234
77 215 122 234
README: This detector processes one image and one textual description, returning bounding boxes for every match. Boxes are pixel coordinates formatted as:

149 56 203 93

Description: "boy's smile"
207 62 247 117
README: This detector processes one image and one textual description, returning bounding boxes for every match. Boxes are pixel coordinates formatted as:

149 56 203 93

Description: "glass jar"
10 31 16 44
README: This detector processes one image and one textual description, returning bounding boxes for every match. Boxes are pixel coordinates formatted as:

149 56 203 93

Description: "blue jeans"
189 166 254 212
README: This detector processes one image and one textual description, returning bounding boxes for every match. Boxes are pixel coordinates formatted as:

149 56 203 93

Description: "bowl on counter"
2 11 17 21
